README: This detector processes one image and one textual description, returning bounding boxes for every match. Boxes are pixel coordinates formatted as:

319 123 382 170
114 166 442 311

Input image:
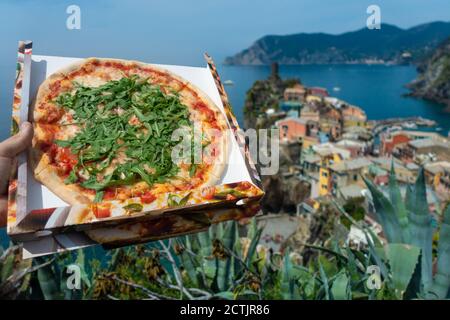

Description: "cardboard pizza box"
7 41 264 258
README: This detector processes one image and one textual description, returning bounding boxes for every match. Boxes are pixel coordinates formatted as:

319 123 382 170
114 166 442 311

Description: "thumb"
0 122 34 158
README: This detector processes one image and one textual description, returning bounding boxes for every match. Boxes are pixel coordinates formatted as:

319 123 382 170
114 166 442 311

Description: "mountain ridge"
225 21 450 65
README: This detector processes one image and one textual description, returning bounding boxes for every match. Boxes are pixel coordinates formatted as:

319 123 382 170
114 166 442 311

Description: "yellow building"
311 143 350 196
319 153 344 196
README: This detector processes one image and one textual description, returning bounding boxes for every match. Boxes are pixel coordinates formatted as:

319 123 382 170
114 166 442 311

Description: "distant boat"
223 80 234 86
333 86 341 92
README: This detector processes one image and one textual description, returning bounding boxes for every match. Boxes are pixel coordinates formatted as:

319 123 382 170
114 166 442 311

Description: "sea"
1 64 449 253
218 64 450 135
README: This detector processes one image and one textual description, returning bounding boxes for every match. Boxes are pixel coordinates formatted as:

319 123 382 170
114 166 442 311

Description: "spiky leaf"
363 176 402 243
386 243 420 299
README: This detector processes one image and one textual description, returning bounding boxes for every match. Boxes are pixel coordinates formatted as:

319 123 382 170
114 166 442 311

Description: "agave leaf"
344 247 360 280
197 230 212 257
407 168 433 290
405 183 415 212
1 252 14 283
213 291 234 300
36 257 62 300
427 205 450 299
363 176 403 243
214 222 224 239
331 271 349 300
245 227 263 267
386 243 421 299
318 254 338 278
177 240 202 288
365 231 389 280
280 251 295 300
217 221 236 291
318 260 330 300
388 159 410 242
247 218 258 240
76 249 91 288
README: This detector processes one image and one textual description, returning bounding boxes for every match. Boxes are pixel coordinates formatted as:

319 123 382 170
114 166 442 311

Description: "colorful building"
424 161 450 200
284 84 306 102
308 87 329 98
380 131 412 156
329 157 372 195
276 117 308 142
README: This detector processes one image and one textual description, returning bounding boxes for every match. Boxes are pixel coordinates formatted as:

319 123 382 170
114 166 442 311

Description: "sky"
0 0 449 137
0 0 449 66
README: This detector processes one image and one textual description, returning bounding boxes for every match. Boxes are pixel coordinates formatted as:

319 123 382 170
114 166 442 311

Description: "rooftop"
275 116 308 126
336 139 366 148
408 138 449 149
339 184 367 199
424 161 450 175
312 143 351 159
330 157 372 172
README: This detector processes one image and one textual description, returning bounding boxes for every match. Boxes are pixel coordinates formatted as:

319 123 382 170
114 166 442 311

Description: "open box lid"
7 41 263 256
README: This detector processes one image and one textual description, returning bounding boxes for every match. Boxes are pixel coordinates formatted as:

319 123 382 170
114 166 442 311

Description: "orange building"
380 132 411 156
276 117 308 142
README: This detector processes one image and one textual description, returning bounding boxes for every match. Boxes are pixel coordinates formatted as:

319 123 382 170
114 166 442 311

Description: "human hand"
0 122 33 228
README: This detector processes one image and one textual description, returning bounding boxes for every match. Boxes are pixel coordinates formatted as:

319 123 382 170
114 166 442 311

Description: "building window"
353 174 358 181
282 125 288 138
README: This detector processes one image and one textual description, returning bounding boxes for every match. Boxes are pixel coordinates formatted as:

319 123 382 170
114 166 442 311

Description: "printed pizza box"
7 41 264 257
20 201 261 259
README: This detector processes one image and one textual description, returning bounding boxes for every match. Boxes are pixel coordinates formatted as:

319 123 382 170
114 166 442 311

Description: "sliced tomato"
201 186 215 200
103 188 116 201
54 146 78 175
93 204 112 219
140 191 156 204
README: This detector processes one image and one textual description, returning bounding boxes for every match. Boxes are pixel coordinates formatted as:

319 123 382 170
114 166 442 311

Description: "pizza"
30 58 229 207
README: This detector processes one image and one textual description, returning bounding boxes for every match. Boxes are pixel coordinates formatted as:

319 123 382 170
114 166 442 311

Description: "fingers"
0 196 7 228
0 122 34 158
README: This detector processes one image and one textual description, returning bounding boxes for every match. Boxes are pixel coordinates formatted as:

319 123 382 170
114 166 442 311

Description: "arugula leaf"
123 203 143 213
54 76 193 194
94 191 104 203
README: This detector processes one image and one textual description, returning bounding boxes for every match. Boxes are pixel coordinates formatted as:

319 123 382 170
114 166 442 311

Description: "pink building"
276 117 308 142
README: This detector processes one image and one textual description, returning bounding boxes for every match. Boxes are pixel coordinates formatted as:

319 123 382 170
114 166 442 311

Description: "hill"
225 21 450 65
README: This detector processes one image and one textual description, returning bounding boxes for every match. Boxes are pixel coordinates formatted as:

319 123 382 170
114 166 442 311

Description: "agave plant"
90 218 327 300
361 162 450 299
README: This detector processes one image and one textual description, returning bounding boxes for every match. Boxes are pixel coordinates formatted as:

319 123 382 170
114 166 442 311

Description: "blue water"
218 64 450 134
1 64 450 248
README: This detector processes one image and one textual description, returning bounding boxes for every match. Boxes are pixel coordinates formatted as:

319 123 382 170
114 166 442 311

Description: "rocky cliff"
243 63 299 129
408 37 450 109
244 64 310 213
